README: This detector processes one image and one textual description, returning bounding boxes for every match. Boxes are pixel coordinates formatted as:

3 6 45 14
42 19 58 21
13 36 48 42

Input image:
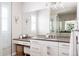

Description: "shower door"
0 2 12 56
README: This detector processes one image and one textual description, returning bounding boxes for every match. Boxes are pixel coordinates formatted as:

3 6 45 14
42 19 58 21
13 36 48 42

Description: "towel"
69 30 78 56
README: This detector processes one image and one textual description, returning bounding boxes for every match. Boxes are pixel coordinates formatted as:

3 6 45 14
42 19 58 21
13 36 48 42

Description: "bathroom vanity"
13 37 70 56
30 38 70 56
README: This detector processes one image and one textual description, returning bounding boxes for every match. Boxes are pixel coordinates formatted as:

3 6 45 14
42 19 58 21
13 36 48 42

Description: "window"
65 20 76 31
1 6 8 31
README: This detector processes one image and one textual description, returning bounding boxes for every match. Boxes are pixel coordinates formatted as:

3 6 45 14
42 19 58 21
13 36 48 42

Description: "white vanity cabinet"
59 42 69 56
30 39 69 56
30 40 59 56
46 42 69 56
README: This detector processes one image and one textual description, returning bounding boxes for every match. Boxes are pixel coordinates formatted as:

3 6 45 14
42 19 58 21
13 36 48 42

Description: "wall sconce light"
15 16 19 24
25 15 31 24
26 20 28 24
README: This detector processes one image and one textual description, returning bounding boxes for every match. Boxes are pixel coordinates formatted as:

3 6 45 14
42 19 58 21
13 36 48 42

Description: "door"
0 2 11 56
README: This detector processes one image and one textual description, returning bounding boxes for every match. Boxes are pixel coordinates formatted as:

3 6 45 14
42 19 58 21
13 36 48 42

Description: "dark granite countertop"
13 38 30 42
13 37 70 43
31 37 70 43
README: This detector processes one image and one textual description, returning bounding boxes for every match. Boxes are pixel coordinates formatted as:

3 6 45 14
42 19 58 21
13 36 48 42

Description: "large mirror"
50 3 77 39
22 2 77 39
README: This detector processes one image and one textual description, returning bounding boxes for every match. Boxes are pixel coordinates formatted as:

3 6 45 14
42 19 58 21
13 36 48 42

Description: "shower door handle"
76 36 78 56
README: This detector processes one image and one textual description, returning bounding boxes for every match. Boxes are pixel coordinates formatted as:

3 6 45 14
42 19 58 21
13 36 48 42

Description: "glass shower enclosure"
0 2 12 56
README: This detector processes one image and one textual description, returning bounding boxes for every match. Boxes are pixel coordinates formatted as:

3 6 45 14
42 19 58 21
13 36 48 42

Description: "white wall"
12 2 23 38
22 13 31 35
12 2 23 55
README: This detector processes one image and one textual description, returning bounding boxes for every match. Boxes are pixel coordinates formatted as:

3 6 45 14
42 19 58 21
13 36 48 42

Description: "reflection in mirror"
31 12 37 35
58 11 76 33
50 11 77 33
50 8 77 39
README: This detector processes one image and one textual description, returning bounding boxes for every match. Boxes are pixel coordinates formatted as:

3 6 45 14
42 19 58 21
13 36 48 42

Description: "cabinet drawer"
22 42 30 46
30 40 42 45
18 41 24 44
31 52 41 56
13 40 24 44
30 40 44 47
47 41 58 47
59 43 69 48
30 46 40 52
13 40 30 46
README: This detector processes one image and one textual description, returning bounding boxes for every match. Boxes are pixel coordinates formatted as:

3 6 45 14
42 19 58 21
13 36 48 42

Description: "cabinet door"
40 43 47 56
46 41 58 56
47 46 58 56
30 40 42 56
59 43 69 56
30 46 41 56
59 48 69 56
30 40 48 56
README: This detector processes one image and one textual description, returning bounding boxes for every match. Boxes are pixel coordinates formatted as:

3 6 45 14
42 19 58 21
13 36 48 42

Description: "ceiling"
51 2 77 14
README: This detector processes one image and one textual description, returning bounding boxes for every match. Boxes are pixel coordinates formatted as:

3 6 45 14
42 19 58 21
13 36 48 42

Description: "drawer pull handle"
62 44 69 46
47 46 50 49
47 52 51 55
62 52 69 55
